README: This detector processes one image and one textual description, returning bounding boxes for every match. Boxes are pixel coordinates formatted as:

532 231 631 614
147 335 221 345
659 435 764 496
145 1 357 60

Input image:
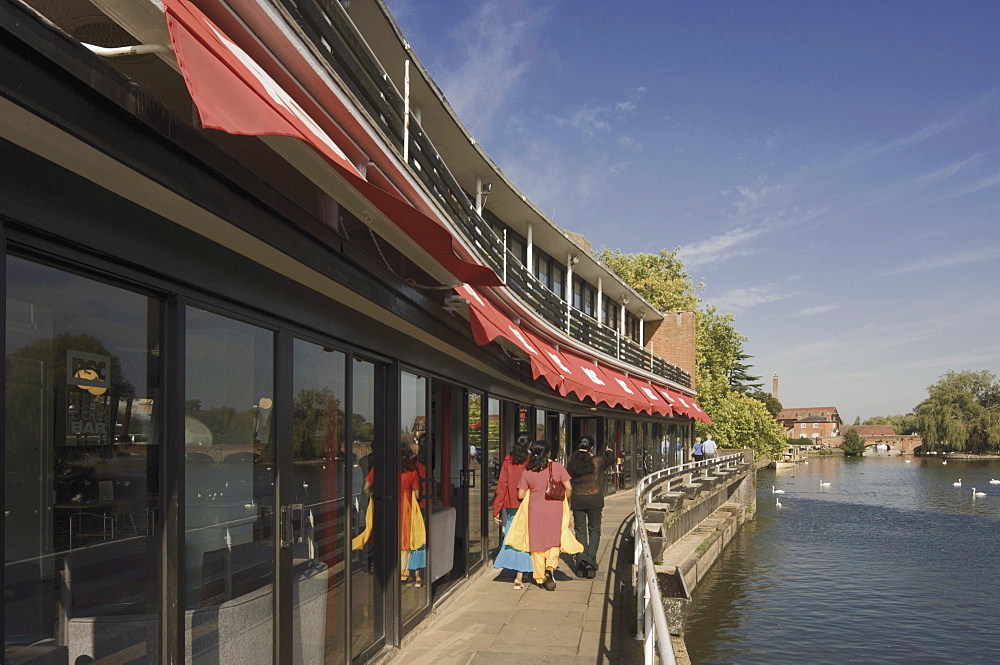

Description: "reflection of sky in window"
186 307 272 412
6 256 153 392
352 358 375 429
400 371 425 438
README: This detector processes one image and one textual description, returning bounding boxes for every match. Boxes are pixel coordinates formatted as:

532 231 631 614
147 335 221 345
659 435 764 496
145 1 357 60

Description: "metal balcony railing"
277 0 690 388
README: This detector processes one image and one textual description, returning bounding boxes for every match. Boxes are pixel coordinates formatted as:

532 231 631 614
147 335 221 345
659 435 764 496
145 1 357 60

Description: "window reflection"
350 358 383 659
183 307 274 665
5 256 159 664
399 372 427 624
292 339 346 665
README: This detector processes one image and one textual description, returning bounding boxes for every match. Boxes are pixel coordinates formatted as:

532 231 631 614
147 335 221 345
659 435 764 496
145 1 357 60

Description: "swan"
942 460 947 465
972 488 986 497
952 479 962 487
819 480 831 487
905 459 912 463
989 479 1000 485
772 485 785 494
775 497 782 508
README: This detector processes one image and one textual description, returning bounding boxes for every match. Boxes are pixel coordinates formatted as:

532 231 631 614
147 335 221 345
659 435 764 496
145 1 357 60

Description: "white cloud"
711 283 794 314
435 1 552 137
882 246 1000 277
552 87 646 137
798 304 840 316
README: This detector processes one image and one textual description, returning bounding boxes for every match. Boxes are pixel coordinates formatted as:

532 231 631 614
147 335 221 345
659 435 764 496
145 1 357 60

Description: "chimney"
772 373 779 400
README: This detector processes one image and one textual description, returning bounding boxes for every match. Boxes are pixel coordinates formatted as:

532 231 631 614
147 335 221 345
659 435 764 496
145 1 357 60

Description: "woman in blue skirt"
492 432 533 588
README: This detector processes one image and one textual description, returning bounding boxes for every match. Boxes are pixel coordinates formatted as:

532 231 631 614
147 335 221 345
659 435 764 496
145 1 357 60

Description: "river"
684 454 1000 665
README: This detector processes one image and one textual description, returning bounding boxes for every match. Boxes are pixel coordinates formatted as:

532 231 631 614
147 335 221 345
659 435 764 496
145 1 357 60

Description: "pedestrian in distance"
492 431 534 589
702 435 718 459
516 441 576 590
566 435 615 578
692 437 705 462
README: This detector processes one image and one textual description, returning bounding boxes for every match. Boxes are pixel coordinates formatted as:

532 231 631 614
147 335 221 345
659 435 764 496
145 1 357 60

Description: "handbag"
544 464 565 501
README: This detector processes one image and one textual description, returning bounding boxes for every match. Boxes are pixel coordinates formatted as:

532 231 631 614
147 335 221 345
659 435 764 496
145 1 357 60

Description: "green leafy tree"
914 370 1000 453
728 353 763 393
862 414 920 434
842 428 867 456
748 390 783 417
705 392 785 459
597 248 701 312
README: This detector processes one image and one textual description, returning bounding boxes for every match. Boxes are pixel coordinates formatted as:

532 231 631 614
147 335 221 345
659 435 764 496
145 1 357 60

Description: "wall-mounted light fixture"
622 296 629 305
570 254 580 265
442 295 468 312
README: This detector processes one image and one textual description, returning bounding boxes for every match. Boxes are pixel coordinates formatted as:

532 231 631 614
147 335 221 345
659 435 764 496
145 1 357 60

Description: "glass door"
183 306 276 665
5 257 160 664
289 339 348 665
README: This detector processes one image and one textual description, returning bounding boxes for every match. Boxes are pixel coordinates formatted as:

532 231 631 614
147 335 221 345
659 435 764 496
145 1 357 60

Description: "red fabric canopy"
163 0 501 287
457 286 561 386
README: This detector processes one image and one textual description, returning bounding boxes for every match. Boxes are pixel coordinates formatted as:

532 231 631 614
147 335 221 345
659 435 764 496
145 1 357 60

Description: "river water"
684 455 1000 665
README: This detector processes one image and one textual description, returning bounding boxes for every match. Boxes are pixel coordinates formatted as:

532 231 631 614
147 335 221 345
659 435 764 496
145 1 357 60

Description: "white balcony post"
566 252 574 333
526 224 534 274
403 59 410 164
502 228 508 284
597 276 604 325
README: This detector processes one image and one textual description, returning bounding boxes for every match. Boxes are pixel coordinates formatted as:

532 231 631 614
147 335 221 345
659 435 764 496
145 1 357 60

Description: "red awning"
457 286 562 386
456 285 708 420
163 0 500 287
552 349 633 410
629 377 673 417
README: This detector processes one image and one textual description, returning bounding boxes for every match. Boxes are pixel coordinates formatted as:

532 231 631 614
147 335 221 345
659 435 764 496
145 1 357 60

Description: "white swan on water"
819 480 831 487
772 485 785 494
952 479 962 487
990 479 1000 485
972 488 986 497
905 459 912 463
775 497 782 508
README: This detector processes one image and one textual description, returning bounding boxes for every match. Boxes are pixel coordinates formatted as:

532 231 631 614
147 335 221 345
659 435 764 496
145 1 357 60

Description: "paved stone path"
386 490 646 665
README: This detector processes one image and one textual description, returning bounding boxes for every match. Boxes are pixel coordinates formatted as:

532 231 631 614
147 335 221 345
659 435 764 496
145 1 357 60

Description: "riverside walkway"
381 490 688 665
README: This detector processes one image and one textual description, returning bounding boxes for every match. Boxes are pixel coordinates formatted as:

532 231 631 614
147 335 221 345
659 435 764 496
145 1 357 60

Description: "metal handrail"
632 452 745 664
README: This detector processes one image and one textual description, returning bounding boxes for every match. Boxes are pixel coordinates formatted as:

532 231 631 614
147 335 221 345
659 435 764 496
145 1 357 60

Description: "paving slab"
386 490 645 664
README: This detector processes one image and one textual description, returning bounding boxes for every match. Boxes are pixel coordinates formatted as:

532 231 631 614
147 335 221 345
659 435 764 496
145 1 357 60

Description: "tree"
728 353 763 393
914 370 1000 453
597 248 701 312
748 390 782 417
862 414 920 434
842 428 867 456
704 392 785 460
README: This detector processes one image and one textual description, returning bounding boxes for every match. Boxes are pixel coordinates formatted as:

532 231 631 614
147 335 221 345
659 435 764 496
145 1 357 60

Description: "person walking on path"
702 435 718 459
516 442 575 590
492 431 533 589
692 437 705 462
566 435 615 578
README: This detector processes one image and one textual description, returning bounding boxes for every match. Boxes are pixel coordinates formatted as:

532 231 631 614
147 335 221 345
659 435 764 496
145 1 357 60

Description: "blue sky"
385 0 1000 422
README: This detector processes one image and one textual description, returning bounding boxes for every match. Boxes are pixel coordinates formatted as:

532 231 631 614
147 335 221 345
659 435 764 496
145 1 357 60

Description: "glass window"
351 358 384 658
5 256 160 662
467 392 484 567
183 307 274 665
486 398 501 552
399 371 427 624
509 238 525 265
552 266 565 300
535 255 550 288
292 339 347 664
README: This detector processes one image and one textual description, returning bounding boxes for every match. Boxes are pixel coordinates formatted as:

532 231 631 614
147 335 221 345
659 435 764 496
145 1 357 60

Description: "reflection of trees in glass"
8 333 134 455
292 387 343 460
184 400 253 447
352 413 374 444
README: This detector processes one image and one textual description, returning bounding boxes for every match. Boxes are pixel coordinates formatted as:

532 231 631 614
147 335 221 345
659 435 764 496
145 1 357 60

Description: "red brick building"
777 407 843 439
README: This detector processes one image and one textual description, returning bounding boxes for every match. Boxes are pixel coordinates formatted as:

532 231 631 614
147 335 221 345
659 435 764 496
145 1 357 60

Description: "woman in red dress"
517 441 573 590
492 431 533 588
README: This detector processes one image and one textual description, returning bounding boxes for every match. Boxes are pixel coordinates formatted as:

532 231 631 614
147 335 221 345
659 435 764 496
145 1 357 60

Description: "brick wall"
645 310 697 389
